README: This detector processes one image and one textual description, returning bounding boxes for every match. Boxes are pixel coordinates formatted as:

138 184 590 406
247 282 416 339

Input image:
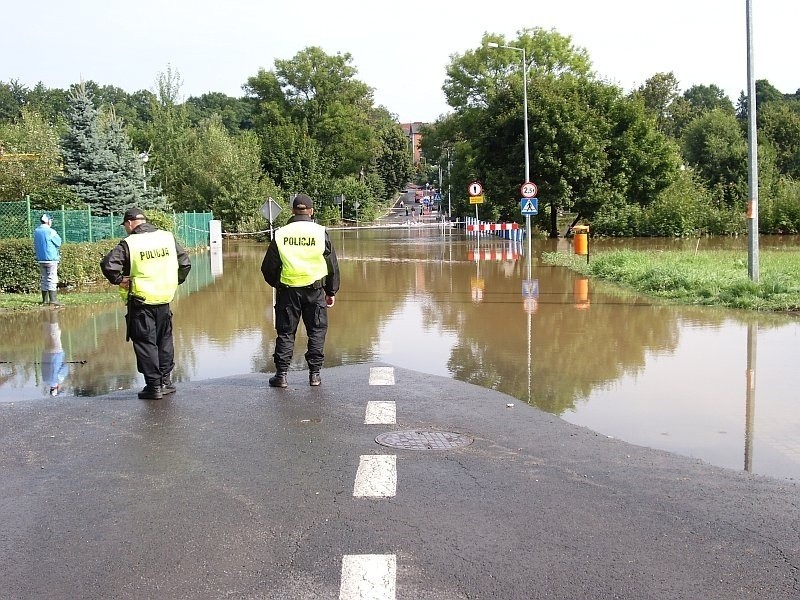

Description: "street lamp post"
745 0 759 282
488 42 531 261
138 151 149 192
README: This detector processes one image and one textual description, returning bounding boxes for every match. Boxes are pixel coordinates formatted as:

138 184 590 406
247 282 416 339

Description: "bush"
0 238 118 293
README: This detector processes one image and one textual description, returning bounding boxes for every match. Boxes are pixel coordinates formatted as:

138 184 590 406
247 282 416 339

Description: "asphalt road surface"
1 364 798 599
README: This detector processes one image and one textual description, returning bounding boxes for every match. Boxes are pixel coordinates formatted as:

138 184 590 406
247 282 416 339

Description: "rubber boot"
41 291 48 305
48 290 62 307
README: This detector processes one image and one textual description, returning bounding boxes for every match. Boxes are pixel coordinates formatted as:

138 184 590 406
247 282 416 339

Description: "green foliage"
543 248 800 311
681 109 748 207
0 238 117 293
59 83 157 214
0 109 63 200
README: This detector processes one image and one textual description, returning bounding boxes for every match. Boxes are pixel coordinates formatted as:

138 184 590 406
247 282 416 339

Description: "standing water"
1 228 798 480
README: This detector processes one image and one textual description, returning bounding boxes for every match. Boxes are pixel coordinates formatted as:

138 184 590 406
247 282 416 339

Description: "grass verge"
541 248 800 312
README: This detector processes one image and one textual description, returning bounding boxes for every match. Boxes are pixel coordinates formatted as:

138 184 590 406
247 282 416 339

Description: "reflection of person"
261 194 340 388
100 208 192 400
41 310 68 396
33 214 63 307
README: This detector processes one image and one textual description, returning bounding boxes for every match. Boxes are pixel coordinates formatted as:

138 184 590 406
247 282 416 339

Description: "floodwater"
1 228 798 481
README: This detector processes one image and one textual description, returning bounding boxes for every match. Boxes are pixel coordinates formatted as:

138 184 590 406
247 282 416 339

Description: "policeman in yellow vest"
100 208 192 400
261 194 340 387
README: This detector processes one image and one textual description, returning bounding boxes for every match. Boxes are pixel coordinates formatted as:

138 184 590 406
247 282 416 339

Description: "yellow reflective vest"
275 220 328 287
120 230 180 304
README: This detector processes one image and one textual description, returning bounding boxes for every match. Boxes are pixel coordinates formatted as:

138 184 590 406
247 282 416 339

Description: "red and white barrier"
468 248 520 261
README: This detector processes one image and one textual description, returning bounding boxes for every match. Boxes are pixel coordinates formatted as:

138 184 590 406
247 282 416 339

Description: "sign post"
468 180 484 223
520 182 538 266
260 197 282 240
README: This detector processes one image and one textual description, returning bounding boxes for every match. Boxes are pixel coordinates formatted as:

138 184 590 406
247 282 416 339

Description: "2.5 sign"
520 182 538 198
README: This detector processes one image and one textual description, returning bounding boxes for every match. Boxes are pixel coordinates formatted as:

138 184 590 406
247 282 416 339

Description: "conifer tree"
60 83 165 214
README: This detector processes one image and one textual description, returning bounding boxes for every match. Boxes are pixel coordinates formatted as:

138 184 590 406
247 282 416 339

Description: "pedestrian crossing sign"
520 198 538 215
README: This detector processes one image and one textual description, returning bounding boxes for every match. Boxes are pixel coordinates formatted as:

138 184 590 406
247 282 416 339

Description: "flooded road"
1 228 798 480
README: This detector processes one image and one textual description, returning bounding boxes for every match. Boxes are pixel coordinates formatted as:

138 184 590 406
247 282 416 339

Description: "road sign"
260 197 282 221
467 180 483 197
470 195 485 205
520 181 538 198
520 198 538 215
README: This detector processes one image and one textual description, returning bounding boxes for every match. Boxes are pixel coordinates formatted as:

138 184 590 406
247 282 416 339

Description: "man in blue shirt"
33 214 62 306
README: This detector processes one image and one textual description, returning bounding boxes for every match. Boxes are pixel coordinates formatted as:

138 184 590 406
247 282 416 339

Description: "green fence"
0 198 212 248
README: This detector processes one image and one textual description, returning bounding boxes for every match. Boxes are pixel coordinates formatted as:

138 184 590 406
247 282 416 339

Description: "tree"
59 83 153 213
681 109 748 207
759 101 800 178
438 31 678 236
443 28 592 111
171 116 276 232
632 72 680 133
0 108 63 200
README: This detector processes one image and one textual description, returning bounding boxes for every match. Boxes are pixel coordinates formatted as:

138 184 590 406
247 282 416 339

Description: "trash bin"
572 225 589 256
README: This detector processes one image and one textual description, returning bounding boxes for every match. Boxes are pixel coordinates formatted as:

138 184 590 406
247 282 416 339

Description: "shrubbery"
0 238 118 293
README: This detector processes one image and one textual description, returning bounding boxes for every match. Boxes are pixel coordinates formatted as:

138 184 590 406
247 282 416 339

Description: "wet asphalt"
1 364 798 599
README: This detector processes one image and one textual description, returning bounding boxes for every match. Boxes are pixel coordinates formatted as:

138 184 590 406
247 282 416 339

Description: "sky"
3 0 797 124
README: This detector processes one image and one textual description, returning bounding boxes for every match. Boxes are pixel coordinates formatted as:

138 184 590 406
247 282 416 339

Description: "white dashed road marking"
353 455 397 498
365 401 396 425
339 554 397 600
369 367 395 385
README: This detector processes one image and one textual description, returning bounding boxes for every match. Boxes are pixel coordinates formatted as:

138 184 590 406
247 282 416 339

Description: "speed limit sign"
520 181 538 198
467 180 484 197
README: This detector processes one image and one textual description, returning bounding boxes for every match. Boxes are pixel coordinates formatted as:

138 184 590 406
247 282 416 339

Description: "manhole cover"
375 430 473 450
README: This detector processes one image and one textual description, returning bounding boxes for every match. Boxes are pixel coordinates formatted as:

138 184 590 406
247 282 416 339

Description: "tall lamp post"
138 151 149 192
488 42 531 262
745 0 759 282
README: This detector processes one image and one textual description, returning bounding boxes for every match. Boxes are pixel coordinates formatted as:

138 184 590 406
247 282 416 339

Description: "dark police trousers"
129 302 175 387
273 285 328 372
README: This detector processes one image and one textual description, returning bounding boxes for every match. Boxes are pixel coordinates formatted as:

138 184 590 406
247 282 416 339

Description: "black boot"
269 372 288 388
41 291 48 305
309 371 321 387
138 385 163 400
48 290 62 307
161 376 176 395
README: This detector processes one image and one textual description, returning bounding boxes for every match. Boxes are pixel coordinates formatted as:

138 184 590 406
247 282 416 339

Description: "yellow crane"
0 151 40 161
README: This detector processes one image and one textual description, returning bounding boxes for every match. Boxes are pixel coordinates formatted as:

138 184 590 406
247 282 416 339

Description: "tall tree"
59 83 152 213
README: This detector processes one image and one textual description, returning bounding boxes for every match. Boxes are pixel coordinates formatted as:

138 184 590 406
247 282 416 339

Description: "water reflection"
1 230 798 481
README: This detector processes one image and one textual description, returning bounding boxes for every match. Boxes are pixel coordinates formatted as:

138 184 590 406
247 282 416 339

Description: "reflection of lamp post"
138 151 149 192
487 41 531 262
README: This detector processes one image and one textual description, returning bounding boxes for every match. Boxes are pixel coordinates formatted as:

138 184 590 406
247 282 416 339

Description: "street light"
138 151 149 192
487 41 532 262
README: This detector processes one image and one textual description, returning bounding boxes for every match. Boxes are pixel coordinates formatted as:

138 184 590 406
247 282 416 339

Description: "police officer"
100 208 192 400
261 194 340 387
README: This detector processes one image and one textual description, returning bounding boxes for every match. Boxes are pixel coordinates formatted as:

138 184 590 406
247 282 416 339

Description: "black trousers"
273 286 328 372
128 302 174 387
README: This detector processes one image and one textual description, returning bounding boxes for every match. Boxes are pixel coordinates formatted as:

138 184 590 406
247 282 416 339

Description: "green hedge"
0 238 119 293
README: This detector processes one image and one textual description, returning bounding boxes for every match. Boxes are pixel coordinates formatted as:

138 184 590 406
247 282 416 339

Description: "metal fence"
0 198 212 248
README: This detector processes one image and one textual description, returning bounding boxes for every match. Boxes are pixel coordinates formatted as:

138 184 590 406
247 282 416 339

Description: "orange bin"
572 225 589 256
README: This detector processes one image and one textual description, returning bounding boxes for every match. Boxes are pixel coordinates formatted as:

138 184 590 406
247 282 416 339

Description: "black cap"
120 207 146 225
292 194 314 210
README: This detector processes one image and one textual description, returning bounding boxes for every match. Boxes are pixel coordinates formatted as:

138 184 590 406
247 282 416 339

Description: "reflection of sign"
469 195 484 204
471 277 484 303
520 182 538 198
523 297 538 315
522 279 539 298
260 197 282 221
467 181 483 196
520 198 538 215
